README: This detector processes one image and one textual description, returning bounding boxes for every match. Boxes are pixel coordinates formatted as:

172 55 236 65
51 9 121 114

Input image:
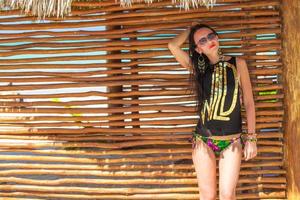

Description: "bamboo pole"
282 0 300 199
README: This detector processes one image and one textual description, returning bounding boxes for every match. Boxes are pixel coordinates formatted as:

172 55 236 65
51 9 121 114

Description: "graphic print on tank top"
195 56 243 137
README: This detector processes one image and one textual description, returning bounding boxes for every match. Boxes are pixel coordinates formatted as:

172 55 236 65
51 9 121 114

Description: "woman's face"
193 27 219 56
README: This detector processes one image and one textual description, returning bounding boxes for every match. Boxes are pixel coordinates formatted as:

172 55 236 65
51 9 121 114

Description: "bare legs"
192 139 243 200
192 139 217 200
218 139 242 200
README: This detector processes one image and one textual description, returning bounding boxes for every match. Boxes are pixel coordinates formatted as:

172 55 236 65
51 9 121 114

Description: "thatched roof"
0 0 217 19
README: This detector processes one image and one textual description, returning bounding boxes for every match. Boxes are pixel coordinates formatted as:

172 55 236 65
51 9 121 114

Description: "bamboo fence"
0 0 286 199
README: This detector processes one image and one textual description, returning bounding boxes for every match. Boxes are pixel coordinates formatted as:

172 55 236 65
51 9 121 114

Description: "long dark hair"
187 23 219 119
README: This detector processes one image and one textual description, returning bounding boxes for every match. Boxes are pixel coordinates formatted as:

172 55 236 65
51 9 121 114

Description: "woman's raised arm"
168 27 193 73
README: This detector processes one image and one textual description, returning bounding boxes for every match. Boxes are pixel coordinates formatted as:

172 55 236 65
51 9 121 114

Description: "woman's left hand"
243 141 257 161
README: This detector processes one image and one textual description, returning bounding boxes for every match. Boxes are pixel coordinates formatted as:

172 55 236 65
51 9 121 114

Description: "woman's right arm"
168 27 193 72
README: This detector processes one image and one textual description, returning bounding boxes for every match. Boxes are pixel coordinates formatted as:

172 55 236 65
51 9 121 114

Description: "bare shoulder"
235 56 247 67
235 56 248 77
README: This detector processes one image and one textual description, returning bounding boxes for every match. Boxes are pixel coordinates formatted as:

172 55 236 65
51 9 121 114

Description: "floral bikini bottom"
189 131 245 156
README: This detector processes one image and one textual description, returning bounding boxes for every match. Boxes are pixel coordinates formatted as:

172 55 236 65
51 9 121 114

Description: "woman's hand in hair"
191 21 200 27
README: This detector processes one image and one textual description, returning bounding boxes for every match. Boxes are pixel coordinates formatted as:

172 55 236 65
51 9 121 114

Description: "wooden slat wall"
0 0 286 199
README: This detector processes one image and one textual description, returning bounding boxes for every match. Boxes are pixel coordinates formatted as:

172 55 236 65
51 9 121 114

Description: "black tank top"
195 56 243 136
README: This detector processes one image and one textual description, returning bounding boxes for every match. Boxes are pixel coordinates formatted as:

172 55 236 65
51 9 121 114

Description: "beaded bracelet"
241 133 257 143
244 137 257 142
246 132 258 136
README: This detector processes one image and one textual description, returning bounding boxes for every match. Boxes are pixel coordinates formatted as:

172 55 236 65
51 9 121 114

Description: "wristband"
245 137 257 142
241 133 257 142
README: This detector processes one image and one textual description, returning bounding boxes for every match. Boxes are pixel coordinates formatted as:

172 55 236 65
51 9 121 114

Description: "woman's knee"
219 189 236 200
199 190 217 200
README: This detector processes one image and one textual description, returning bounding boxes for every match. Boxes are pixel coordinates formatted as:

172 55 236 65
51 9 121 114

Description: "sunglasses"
197 32 217 46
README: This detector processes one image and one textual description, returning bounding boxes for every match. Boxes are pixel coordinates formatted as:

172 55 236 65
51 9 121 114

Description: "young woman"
168 23 257 200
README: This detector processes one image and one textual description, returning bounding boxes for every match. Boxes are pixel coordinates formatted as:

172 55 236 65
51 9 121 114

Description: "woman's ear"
195 46 202 54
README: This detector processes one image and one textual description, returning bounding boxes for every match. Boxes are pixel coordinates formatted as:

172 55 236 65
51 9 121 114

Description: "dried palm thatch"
0 0 217 19
0 0 73 19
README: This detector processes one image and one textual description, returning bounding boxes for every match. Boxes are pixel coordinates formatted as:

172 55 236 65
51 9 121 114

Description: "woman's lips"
209 44 215 49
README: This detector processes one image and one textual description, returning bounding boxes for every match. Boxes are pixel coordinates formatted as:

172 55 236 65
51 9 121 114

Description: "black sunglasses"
197 32 217 46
